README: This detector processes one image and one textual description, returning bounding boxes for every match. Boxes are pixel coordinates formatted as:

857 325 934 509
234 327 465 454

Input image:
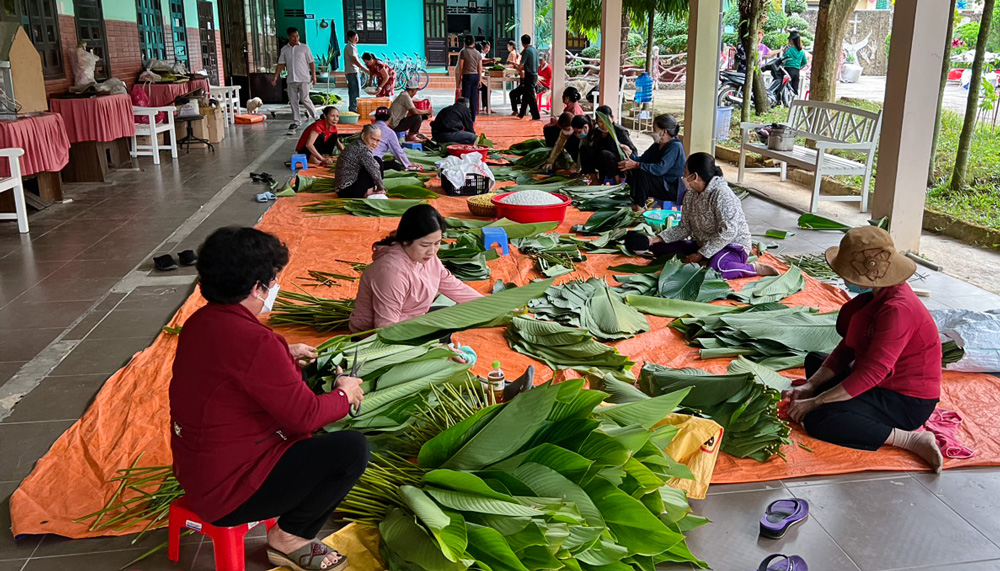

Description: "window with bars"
73 0 109 79
136 0 166 61
344 0 386 44
169 0 188 67
19 0 64 78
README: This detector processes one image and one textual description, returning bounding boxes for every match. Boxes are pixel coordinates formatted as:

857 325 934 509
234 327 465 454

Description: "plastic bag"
72 47 100 87
147 58 173 73
930 309 1000 373
95 78 126 95
438 152 494 190
655 413 723 500
139 70 161 83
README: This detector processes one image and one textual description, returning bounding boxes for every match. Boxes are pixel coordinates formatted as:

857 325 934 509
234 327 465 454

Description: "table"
0 113 70 207
483 74 518 115
209 85 242 126
135 78 212 108
49 93 136 182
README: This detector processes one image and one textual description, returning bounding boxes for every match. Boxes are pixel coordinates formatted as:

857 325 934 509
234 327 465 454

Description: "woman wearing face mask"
579 105 637 184
542 87 585 146
334 123 387 199
783 226 944 472
618 114 686 211
350 204 483 332
543 113 590 171
170 227 366 571
637 152 779 279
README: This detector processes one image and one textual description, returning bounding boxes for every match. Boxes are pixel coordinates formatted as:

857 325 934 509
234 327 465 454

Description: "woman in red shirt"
784 227 944 472
362 52 395 98
296 106 344 166
170 227 366 571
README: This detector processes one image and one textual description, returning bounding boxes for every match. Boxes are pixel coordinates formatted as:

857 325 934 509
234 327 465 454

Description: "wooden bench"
737 100 882 213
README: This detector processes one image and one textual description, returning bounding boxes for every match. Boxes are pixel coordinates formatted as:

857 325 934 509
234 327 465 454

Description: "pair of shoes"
756 499 809 570
153 250 197 272
255 191 277 203
251 172 276 184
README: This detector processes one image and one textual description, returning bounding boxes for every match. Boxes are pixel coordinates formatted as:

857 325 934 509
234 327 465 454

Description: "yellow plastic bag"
271 523 384 571
654 413 724 500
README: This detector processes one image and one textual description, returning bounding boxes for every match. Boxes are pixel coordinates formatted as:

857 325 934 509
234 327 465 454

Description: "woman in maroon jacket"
783 227 944 472
170 227 366 571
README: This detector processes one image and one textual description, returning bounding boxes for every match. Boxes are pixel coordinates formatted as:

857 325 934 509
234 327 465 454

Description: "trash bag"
930 309 1000 373
95 78 127 95
71 46 100 87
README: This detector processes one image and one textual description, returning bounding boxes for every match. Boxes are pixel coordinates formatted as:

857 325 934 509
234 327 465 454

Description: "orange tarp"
11 121 1000 540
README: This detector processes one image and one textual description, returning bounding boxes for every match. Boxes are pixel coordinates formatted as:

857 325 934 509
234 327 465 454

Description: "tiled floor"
2 116 1000 571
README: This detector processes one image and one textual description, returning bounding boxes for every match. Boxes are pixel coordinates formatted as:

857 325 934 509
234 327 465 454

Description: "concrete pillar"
550 0 567 116
519 0 534 43
599 0 623 112
871 1 951 253
684 0 723 155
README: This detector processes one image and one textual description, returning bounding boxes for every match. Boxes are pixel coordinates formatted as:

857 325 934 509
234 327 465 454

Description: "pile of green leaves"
303 198 428 216
528 278 649 341
404 148 448 169
730 267 806 305
560 184 629 211
444 218 559 241
341 379 709 571
614 260 733 303
512 234 586 277
671 306 841 370
506 315 634 372
439 233 497 281
574 207 642 235
943 339 965 367
506 139 546 155
625 295 739 318
268 290 355 332
635 360 793 462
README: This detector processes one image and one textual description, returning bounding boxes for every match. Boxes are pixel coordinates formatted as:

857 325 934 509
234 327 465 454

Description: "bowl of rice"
339 111 360 124
492 190 572 224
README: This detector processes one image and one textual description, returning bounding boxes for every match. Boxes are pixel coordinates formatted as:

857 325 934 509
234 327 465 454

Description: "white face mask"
258 283 280 313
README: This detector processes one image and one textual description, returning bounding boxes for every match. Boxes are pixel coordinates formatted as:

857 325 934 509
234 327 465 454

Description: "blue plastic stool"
401 142 423 151
290 154 308 172
482 227 509 255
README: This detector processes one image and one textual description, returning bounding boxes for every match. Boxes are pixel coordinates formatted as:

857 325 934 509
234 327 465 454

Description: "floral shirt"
658 175 752 258
334 139 382 191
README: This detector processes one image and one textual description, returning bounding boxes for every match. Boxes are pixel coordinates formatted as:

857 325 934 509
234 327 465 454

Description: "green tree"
951 0 997 190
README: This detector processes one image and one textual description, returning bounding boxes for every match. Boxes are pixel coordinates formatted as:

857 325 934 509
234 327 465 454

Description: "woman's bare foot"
753 262 780 276
267 525 343 569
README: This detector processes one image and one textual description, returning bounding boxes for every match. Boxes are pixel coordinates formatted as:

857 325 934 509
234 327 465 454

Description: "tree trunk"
645 10 655 74
928 0 958 187
738 0 768 119
809 0 857 102
951 0 996 190
621 12 630 70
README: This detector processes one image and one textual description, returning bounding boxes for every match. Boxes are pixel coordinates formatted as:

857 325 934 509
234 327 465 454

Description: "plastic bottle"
487 360 506 402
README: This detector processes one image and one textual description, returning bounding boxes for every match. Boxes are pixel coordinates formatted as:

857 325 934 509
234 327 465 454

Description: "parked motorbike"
717 56 795 109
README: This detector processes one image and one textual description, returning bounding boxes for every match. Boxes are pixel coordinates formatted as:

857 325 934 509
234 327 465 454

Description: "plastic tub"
643 209 681 231
492 192 572 224
339 112 360 124
446 145 489 160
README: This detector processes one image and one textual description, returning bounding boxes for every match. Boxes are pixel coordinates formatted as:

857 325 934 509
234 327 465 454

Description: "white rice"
500 190 563 206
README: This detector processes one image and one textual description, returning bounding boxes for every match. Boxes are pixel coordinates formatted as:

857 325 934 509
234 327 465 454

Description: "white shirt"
344 42 360 74
278 42 315 83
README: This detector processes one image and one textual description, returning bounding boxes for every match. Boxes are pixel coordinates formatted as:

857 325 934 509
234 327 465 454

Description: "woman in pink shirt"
783 227 944 472
350 204 483 332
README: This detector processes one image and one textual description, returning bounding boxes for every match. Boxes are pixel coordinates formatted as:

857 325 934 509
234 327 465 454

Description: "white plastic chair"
132 106 178 165
210 85 242 126
0 148 28 233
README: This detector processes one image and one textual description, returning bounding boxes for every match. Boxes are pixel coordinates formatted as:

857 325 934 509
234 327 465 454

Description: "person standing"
510 34 539 120
273 27 317 131
343 30 364 113
782 31 808 95
457 35 482 121
362 53 396 98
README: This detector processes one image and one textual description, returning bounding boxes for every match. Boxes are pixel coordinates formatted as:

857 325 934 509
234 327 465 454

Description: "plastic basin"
447 145 489 160
492 192 572 224
339 113 360 124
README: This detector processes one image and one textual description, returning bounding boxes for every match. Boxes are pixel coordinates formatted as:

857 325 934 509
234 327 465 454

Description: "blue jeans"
462 73 480 121
346 73 360 113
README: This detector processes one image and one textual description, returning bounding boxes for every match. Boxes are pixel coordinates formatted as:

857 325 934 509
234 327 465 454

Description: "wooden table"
483 74 519 115
0 113 70 210
49 93 136 182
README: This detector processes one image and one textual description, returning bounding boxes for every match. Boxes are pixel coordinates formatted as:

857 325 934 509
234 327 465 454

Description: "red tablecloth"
134 79 212 107
49 93 136 144
0 113 71 178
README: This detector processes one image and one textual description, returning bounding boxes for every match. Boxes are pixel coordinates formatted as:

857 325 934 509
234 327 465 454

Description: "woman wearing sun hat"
783 226 944 472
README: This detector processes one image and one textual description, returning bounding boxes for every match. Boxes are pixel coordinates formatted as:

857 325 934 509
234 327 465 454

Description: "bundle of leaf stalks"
506 314 634 372
573 206 643 234
528 278 649 340
337 259 369 273
942 339 965 367
338 378 709 570
512 234 586 277
614 260 733 303
268 290 355 332
730 266 806 305
299 269 357 288
779 254 841 282
671 305 841 370
303 198 427 216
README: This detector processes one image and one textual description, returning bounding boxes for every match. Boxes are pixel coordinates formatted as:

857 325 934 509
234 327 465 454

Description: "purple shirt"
372 120 410 168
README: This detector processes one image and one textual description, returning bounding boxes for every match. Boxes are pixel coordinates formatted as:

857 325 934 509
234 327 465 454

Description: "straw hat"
825 226 916 288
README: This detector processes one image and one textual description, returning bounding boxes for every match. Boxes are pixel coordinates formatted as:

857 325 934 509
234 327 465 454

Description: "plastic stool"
482 226 509 255
401 142 423 151
537 91 551 114
168 496 276 571
290 153 308 172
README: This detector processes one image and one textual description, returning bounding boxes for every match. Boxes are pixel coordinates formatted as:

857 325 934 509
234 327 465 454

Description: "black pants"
461 74 480 121
340 156 383 198
580 146 621 180
627 169 679 206
394 114 424 138
787 67 801 95
543 124 561 147
297 133 339 158
480 83 489 110
214 432 369 539
433 130 477 144
510 73 539 119
801 352 938 451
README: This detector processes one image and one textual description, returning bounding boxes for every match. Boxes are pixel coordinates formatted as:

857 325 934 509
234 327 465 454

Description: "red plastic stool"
537 91 551 114
168 497 276 571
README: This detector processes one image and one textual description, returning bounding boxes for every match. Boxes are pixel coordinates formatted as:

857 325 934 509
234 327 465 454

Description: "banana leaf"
302 198 427 216
506 315 634 372
574 207 642 235
387 184 439 199
378 278 555 345
625 295 739 318
797 213 852 231
529 279 648 341
444 218 559 240
656 262 732 302
506 138 546 155
383 176 424 189
731 266 805 305
597 112 628 161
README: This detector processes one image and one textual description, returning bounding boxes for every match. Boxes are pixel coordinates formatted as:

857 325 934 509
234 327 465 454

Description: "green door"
170 0 189 68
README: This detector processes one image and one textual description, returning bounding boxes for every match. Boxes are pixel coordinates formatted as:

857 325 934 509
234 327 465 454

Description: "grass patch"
926 183 1000 229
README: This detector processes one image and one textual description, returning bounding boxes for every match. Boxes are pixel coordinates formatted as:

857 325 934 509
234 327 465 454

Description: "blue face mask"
844 281 872 295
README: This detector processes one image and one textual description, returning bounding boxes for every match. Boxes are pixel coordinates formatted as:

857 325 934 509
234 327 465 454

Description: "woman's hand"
619 143 632 156
782 384 816 402
786 396 821 424
683 253 704 264
289 343 318 367
618 159 639 171
337 376 365 408
320 156 334 166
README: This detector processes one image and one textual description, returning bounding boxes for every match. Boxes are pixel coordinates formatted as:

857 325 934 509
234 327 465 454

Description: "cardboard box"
174 106 225 148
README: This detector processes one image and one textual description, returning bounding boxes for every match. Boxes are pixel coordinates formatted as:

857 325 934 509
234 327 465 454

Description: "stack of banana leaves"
527 278 649 341
505 139 547 155
730 267 806 305
302 198 428 216
671 305 842 370
614 260 733 303
514 147 574 171
512 234 586 278
439 233 498 281
559 184 630 211
573 207 644 235
444 218 559 240
506 315 634 372
339 378 710 571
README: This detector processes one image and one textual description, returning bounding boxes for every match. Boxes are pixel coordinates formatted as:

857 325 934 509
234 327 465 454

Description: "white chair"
132 106 178 165
0 148 28 233
210 85 242 126
588 75 627 122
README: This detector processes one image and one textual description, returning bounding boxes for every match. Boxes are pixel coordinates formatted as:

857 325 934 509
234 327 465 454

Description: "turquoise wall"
102 0 138 21
55 0 74 16
297 0 426 69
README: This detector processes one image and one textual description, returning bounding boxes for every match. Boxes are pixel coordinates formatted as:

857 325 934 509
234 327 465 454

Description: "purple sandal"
757 554 808 571
759 498 809 539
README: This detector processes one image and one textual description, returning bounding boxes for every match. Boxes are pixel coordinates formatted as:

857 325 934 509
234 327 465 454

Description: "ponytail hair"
374 204 448 248
653 114 680 138
686 152 724 184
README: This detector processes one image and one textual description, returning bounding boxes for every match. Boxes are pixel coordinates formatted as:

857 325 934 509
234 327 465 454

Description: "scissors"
341 344 365 418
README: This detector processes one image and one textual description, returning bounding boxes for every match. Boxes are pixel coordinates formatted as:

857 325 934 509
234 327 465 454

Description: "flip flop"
177 250 197 266
267 540 348 571
153 254 178 272
756 554 808 571
760 498 809 539
502 365 535 402
255 191 277 203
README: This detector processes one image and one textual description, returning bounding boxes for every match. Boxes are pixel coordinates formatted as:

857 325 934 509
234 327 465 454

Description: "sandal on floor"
267 540 348 571
759 498 809 539
153 254 178 271
177 250 197 266
756 554 808 571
